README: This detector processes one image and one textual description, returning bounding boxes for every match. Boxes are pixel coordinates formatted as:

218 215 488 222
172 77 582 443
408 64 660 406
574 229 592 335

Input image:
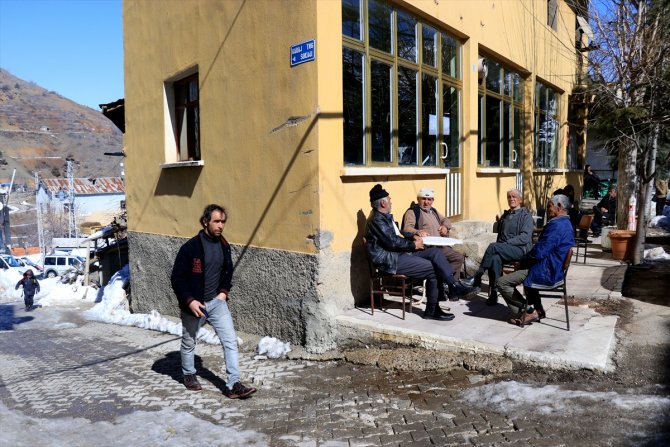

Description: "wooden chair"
362 239 414 320
574 214 594 263
524 247 574 331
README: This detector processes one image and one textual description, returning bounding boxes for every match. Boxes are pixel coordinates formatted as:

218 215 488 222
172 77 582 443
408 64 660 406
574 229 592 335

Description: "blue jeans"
180 298 240 388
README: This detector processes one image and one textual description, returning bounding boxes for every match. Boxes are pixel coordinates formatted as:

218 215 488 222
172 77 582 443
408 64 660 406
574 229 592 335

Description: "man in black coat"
365 184 477 320
171 204 256 399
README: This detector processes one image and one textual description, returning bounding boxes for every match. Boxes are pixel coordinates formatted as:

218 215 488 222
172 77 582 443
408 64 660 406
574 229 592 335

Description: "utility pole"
66 159 77 238
35 171 45 261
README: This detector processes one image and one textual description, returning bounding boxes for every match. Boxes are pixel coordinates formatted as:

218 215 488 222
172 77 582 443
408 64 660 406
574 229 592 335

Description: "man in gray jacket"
460 188 535 305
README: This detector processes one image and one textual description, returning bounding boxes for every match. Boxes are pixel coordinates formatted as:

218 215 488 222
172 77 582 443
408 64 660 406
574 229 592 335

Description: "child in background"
15 270 40 311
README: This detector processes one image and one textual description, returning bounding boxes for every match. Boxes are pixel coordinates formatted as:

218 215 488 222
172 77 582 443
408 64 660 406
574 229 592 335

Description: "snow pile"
644 246 670 261
461 381 670 418
0 400 269 446
256 336 291 359
0 269 97 306
83 265 224 345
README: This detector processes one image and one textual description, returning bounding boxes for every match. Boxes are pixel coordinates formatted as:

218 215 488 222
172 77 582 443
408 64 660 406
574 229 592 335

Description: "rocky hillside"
0 68 123 188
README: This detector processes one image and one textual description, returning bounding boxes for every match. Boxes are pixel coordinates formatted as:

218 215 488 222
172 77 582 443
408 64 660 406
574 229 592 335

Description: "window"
534 81 560 168
173 74 200 161
478 57 524 168
342 0 462 168
547 0 558 31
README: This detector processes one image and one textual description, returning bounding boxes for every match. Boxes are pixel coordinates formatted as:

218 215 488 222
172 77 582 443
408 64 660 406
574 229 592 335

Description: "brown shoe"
227 382 257 399
183 374 202 391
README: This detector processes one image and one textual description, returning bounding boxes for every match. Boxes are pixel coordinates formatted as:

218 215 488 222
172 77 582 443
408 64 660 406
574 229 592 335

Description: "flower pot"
608 230 635 260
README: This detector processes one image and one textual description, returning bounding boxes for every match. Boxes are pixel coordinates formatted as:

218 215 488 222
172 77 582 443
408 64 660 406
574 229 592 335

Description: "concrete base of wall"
128 231 328 349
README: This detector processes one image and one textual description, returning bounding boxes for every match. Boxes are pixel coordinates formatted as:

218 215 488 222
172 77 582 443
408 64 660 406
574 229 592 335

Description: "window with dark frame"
534 81 560 168
173 73 200 161
477 58 524 169
342 0 462 168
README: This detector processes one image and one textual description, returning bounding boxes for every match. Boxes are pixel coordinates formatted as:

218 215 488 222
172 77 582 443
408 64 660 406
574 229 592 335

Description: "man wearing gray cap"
364 184 478 321
402 187 465 297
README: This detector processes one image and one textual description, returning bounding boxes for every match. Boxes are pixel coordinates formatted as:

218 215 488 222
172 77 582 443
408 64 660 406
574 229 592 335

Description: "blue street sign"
290 39 315 67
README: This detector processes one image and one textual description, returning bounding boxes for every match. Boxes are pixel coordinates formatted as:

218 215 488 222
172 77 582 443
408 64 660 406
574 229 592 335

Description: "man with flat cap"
402 187 465 298
364 184 477 321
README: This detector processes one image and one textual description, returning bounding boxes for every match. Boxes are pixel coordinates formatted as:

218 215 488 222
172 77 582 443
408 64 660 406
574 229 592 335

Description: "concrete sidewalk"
337 239 627 372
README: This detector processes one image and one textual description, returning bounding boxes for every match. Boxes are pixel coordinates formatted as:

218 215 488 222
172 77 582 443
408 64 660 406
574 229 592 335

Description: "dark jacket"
596 194 616 213
170 230 234 313
496 207 535 254
15 277 40 296
365 209 415 274
524 215 575 288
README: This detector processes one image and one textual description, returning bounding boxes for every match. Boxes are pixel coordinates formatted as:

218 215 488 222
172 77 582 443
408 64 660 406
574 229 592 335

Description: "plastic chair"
362 239 414 320
574 214 594 263
524 248 574 331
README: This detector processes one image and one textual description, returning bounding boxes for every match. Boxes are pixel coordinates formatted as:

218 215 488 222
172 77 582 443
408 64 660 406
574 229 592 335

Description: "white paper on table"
422 236 463 246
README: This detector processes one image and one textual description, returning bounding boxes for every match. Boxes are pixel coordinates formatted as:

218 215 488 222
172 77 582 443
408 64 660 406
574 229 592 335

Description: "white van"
42 254 85 278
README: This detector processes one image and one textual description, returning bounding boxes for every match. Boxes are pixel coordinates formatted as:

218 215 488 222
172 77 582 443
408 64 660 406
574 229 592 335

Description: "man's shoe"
434 305 452 316
183 374 202 391
485 295 498 306
422 311 455 321
228 382 257 399
451 282 479 297
460 276 481 287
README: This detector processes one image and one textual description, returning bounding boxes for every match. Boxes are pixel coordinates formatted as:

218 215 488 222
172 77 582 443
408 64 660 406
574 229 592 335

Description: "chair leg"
369 281 374 315
400 279 406 320
564 290 570 331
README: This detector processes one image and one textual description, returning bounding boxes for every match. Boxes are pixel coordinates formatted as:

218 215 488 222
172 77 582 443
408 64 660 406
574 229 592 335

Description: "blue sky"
0 0 123 110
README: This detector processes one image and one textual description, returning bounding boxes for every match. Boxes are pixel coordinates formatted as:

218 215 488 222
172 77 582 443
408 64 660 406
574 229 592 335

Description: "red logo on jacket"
192 258 203 273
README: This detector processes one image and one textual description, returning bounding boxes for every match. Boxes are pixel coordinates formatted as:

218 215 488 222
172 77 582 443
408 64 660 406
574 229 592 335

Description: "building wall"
124 0 586 351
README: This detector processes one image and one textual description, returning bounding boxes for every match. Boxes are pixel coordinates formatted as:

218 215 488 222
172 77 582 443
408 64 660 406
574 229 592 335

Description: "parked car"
0 254 38 276
19 256 43 272
42 254 85 278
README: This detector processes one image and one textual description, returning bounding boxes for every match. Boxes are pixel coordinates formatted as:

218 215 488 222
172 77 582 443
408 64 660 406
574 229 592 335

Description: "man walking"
365 184 477 321
171 204 256 399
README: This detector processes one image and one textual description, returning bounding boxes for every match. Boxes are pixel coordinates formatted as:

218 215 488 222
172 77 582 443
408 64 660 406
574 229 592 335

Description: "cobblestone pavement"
0 304 667 446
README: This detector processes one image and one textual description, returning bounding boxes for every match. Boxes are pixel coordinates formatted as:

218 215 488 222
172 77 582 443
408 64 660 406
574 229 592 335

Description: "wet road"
0 303 668 446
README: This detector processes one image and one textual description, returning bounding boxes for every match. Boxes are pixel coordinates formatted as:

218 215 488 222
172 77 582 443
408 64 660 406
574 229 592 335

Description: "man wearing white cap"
402 188 465 300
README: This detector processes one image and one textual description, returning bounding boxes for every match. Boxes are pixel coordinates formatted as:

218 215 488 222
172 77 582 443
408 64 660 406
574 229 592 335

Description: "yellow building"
123 0 589 351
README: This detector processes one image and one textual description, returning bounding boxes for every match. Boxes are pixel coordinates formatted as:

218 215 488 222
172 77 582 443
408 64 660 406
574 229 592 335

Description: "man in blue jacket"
365 184 477 321
496 194 575 326
171 204 256 399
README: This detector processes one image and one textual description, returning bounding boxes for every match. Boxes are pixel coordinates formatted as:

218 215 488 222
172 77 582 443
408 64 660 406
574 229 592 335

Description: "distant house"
36 177 125 228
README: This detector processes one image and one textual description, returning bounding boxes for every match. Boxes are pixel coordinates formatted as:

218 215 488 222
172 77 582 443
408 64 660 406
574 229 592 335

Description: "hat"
417 188 434 198
369 184 389 202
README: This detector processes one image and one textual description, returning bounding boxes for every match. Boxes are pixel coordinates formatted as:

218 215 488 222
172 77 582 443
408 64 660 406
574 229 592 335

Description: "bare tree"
588 0 670 264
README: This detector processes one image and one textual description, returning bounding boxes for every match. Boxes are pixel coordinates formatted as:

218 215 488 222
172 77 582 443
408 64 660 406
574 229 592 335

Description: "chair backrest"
562 247 574 276
361 237 378 277
577 214 593 230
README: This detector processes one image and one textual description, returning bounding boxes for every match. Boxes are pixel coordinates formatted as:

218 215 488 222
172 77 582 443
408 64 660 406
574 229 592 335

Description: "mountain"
0 68 124 187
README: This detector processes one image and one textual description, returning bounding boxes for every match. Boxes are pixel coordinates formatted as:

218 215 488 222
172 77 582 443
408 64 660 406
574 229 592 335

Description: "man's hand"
601 207 608 213
416 230 429 237
188 300 206 318
414 238 425 250
438 225 449 237
216 292 228 301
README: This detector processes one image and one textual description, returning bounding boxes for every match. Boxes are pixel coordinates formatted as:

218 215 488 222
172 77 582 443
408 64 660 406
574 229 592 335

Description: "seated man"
591 185 617 237
461 188 534 305
364 184 477 321
401 187 465 287
496 194 575 325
